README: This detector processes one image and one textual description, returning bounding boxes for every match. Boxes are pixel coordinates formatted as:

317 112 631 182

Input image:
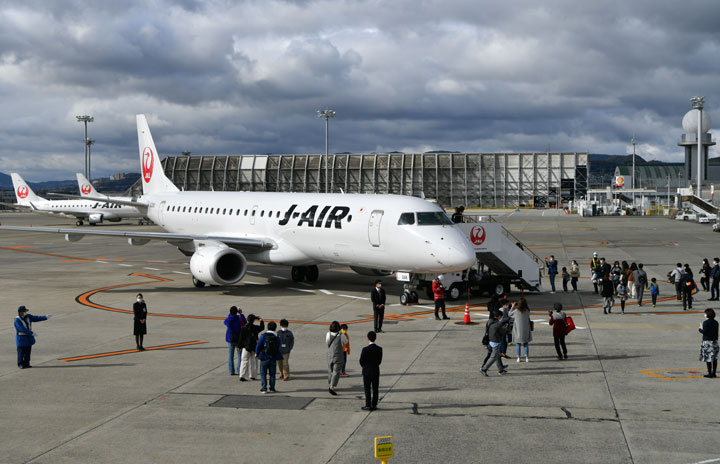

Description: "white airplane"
8 173 145 226
0 115 476 288
74 173 148 225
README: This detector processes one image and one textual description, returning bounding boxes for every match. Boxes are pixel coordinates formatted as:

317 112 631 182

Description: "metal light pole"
76 115 94 178
316 109 336 193
86 138 95 181
691 96 704 197
631 135 636 206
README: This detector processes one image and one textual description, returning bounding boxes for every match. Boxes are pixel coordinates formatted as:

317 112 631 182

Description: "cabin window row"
164 205 282 219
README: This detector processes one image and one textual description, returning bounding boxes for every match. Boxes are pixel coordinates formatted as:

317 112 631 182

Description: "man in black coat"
359 331 383 411
370 279 386 333
238 314 264 381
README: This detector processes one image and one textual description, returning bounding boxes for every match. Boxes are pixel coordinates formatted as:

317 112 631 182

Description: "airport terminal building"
131 152 589 208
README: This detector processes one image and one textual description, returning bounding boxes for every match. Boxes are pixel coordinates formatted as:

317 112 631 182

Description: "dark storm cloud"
0 0 719 180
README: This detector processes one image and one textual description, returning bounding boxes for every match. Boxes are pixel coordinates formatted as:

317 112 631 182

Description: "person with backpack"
682 265 696 311
633 264 648 306
239 314 264 382
548 303 568 359
256 321 283 393
276 319 294 381
670 263 685 301
650 278 660 307
224 306 246 375
601 274 615 314
617 278 629 314
326 321 347 395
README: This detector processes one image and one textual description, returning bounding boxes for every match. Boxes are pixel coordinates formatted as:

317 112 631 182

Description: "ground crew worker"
432 276 449 320
590 252 600 294
15 306 50 369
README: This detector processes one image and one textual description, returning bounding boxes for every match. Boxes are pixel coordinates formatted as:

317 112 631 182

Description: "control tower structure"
678 98 715 193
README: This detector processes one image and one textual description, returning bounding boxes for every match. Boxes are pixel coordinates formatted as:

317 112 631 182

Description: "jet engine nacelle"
189 245 247 286
350 266 393 276
88 213 104 224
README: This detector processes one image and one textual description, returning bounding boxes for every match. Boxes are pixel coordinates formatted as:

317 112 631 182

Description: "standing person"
590 252 600 294
710 258 720 301
510 297 532 363
597 258 611 280
340 324 350 376
561 267 570 292
650 278 660 307
698 309 718 378
480 311 509 376
670 263 684 301
498 301 512 358
633 264 648 306
224 306 245 375
546 255 558 294
276 319 294 381
370 280 386 333
627 263 638 299
617 279 629 314
451 206 465 223
326 321 347 395
133 293 147 351
601 274 615 314
700 259 711 292
256 321 283 393
549 303 568 360
432 276 449 320
239 314 264 381
14 306 50 369
359 331 383 410
569 260 580 292
682 265 695 311
611 261 622 290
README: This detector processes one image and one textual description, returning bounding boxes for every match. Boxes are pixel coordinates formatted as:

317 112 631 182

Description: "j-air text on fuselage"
6 172 146 226
0 114 476 290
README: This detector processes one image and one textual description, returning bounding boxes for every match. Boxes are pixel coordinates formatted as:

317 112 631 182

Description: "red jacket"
549 313 567 337
432 280 445 300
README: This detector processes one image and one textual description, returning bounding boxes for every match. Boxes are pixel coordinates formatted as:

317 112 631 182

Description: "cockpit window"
416 212 453 226
398 212 415 225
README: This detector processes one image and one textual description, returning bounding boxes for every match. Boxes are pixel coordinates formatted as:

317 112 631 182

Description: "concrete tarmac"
0 210 718 464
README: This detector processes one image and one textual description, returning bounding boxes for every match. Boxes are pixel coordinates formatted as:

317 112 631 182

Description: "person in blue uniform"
14 305 50 369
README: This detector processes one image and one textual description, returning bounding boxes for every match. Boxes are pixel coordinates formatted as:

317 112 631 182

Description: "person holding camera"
480 311 509 376
239 314 264 382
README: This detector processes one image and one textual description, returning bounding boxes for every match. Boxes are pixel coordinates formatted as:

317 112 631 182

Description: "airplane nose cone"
444 233 476 270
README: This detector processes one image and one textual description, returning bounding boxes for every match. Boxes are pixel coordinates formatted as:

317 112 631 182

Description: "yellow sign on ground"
374 435 393 460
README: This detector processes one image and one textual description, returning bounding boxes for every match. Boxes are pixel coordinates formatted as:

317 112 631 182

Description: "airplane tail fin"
76 173 105 198
11 173 44 205
136 114 180 195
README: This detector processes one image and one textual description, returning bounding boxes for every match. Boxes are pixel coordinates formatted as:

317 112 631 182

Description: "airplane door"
368 210 383 247
158 201 166 226
250 205 258 225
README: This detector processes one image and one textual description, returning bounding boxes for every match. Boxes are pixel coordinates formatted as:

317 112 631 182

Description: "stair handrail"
484 216 545 276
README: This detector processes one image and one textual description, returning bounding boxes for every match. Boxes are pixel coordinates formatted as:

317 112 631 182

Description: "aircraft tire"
400 293 409 306
192 277 206 288
306 265 319 282
410 291 419 303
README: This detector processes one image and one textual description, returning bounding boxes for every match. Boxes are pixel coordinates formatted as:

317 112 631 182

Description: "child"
650 278 659 307
340 324 350 376
617 279 628 314
562 267 570 292
277 319 294 381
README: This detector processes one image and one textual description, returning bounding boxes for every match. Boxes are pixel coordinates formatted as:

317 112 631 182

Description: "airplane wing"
0 225 274 252
48 193 148 208
0 202 32 210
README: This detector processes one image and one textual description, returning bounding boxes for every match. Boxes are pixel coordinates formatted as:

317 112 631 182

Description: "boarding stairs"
681 195 718 216
457 217 543 291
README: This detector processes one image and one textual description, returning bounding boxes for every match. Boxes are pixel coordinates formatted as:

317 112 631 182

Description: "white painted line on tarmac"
96 261 109 264
687 459 720 464
338 294 370 300
172 271 190 275
144 267 160 271
272 275 289 280
244 281 268 285
118 264 133 267
320 289 334 295
288 287 315 293
247 270 261 275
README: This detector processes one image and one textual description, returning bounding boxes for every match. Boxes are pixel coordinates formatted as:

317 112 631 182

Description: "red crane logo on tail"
17 186 28 199
470 225 486 246
81 184 92 195
142 147 154 183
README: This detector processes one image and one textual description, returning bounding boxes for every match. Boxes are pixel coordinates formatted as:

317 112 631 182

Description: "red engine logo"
470 225 486 246
81 184 92 195
17 186 29 199
142 147 154 183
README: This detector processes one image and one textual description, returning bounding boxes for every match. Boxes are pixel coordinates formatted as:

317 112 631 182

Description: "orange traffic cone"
463 302 471 324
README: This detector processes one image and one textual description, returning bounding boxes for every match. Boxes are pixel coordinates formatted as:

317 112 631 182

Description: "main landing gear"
192 276 206 288
291 265 319 282
75 220 84 226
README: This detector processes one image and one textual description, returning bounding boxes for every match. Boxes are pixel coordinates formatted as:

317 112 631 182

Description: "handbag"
529 320 534 331
481 333 490 346
564 316 576 335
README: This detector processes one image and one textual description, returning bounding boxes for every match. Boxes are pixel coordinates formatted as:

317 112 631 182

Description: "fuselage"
143 191 476 273
33 199 143 221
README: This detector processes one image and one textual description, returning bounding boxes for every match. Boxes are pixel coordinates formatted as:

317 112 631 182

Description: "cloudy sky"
1 0 719 181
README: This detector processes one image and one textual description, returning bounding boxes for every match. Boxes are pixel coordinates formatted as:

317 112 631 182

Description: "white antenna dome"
682 109 711 134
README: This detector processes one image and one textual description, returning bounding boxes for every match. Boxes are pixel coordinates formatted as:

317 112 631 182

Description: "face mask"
137 298 143 303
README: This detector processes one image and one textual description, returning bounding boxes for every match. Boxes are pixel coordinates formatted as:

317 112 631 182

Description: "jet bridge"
457 218 543 291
